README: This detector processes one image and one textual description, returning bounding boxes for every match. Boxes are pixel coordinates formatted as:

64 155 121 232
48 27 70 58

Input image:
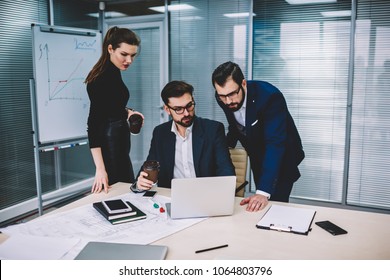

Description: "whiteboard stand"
30 79 90 215
29 24 101 215
54 151 62 189
30 78 44 216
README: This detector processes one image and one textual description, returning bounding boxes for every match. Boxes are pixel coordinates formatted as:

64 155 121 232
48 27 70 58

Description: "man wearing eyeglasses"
131 80 235 191
212 61 304 212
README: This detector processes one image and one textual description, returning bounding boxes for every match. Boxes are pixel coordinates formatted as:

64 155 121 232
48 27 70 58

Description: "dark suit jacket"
217 80 304 195
140 116 235 188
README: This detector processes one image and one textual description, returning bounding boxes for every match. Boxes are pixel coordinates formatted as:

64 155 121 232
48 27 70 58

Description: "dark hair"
85 26 141 83
161 81 194 105
211 61 245 88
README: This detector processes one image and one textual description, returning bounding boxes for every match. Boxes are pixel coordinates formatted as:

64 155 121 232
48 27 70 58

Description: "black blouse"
86 61 129 148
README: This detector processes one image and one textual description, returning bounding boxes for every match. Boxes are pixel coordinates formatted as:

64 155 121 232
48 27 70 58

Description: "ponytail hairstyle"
85 26 141 84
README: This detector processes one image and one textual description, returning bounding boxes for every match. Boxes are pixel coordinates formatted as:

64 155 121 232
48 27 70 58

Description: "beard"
176 115 194 127
227 94 245 112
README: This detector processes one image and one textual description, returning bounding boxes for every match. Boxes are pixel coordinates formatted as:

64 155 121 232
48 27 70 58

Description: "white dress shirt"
171 121 196 179
233 90 247 127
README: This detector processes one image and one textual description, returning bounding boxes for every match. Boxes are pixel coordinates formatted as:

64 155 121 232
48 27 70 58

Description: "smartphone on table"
102 199 132 214
315 220 348 236
143 190 157 198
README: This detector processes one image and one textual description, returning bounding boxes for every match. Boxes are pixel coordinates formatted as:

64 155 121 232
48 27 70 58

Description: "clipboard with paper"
256 204 316 235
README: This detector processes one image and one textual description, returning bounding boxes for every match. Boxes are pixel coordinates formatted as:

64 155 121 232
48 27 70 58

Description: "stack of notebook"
93 200 147 225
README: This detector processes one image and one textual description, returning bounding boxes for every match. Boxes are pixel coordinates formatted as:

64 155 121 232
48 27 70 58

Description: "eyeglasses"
167 101 196 115
216 86 241 102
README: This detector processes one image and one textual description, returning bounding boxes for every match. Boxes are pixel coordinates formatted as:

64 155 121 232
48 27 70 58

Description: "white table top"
2 182 390 260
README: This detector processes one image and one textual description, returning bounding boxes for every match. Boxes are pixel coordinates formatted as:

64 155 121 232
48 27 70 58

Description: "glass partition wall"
253 0 390 211
253 0 352 203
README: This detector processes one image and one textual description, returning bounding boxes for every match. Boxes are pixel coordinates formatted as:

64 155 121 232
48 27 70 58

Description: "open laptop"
74 242 168 260
168 176 236 219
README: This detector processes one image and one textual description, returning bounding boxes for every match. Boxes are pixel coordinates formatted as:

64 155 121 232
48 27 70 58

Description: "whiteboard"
32 24 102 144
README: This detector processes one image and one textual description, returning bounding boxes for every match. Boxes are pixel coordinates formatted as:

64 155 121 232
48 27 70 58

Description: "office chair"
229 148 249 197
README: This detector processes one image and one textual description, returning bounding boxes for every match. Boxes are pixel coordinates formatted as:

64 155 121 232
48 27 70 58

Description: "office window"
169 0 251 126
348 0 390 209
253 0 352 202
0 0 48 211
0 0 100 224
53 0 98 30
253 0 390 211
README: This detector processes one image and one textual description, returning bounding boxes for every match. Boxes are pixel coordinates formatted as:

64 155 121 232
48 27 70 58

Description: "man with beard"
212 61 304 212
131 80 235 192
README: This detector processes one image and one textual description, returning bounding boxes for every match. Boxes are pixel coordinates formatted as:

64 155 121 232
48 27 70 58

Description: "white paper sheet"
256 204 316 234
1 193 205 259
0 234 80 260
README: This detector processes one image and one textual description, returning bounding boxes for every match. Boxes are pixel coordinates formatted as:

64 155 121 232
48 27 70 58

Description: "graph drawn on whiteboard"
32 24 102 144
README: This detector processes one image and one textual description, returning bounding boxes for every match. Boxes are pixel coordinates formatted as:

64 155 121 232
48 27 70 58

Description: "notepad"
93 201 146 224
256 204 316 235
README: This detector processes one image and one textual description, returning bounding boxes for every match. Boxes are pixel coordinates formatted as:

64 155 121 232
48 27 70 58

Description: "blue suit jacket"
140 116 235 188
217 80 304 195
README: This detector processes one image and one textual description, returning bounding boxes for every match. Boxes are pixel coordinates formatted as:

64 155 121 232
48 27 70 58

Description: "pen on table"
195 244 228 254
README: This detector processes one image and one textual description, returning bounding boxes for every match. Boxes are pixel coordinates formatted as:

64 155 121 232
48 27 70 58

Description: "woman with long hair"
85 26 143 193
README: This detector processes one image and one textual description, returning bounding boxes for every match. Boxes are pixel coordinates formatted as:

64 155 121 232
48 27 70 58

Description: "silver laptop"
74 242 168 260
168 176 236 219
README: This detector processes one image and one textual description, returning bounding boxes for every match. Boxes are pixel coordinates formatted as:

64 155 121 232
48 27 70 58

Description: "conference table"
2 182 390 259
